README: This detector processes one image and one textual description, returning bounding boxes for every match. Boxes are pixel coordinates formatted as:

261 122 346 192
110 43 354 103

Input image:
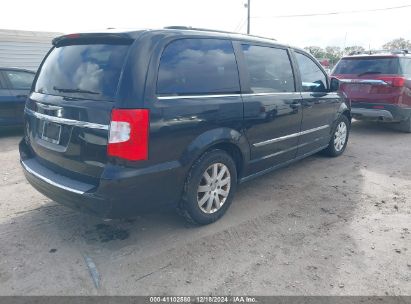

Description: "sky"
2 0 411 49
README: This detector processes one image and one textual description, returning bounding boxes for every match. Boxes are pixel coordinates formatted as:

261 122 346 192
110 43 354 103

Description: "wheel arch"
342 109 351 122
331 101 351 131
179 128 249 179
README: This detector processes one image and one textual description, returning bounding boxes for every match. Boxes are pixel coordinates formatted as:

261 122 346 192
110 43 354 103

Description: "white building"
0 29 61 72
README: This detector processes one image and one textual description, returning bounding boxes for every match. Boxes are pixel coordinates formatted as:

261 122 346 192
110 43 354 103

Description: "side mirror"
329 77 340 92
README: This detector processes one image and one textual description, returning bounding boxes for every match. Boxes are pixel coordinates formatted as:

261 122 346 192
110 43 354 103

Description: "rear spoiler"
52 33 134 47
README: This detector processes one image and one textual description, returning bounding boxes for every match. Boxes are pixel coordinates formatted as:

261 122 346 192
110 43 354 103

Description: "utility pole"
247 0 251 34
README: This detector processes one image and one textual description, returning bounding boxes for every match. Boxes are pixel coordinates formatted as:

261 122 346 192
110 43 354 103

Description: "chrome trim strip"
239 144 328 184
339 79 389 86
25 108 109 130
157 92 297 100
36 103 63 111
157 94 241 100
21 160 85 194
242 92 298 97
250 136 325 163
299 125 329 136
253 125 329 147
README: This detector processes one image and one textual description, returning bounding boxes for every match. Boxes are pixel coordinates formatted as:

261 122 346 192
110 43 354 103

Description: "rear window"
4 70 34 90
333 57 400 75
400 58 411 77
157 38 240 96
35 44 130 101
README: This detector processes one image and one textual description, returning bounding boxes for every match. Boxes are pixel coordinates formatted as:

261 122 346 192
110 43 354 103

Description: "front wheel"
323 115 350 157
179 149 237 225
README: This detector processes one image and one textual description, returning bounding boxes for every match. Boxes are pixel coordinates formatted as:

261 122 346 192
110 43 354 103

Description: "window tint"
157 39 240 95
35 44 130 101
295 52 327 92
333 58 400 75
400 58 411 77
241 45 295 93
0 74 4 89
5 70 34 89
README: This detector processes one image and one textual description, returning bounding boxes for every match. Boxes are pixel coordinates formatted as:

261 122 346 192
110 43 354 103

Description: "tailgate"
24 38 132 183
25 94 112 182
337 74 403 103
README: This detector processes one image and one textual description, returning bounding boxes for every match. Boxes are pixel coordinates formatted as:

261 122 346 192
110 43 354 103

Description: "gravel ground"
0 121 410 296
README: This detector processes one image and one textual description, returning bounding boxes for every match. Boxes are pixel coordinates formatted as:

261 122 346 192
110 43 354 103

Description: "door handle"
16 94 28 98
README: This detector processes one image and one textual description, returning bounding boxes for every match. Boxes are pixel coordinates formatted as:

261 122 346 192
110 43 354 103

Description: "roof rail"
244 33 277 42
349 49 410 56
164 26 235 35
163 26 276 41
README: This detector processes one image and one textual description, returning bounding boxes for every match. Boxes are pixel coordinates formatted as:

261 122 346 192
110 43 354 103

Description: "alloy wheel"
197 163 231 214
334 121 347 152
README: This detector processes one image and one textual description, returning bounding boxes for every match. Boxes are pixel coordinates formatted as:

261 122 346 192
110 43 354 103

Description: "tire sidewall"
182 150 237 225
329 115 350 156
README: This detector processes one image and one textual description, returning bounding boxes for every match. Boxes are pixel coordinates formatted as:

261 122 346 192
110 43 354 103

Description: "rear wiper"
53 86 100 95
357 71 382 77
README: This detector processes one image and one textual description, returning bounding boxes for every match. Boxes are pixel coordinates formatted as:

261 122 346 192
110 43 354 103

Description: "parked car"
332 52 411 132
19 28 350 224
0 68 35 127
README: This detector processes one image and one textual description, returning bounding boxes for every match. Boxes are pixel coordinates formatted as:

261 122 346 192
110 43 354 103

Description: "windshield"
35 44 130 101
333 57 400 75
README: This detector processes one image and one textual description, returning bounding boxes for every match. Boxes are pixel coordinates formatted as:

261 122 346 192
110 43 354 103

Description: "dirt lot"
0 121 410 296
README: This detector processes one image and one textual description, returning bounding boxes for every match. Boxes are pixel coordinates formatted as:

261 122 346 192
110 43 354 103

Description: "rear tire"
323 115 350 157
179 149 237 225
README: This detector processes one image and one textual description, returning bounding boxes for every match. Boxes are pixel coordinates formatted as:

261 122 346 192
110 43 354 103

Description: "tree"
344 46 365 55
304 46 343 67
304 46 326 59
325 46 343 66
382 38 411 51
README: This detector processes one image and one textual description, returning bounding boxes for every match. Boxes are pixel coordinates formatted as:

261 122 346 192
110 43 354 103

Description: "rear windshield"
35 44 130 101
333 57 400 75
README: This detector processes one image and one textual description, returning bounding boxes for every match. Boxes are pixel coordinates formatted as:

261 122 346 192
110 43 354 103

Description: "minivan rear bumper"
22 162 112 217
351 103 411 122
20 140 186 218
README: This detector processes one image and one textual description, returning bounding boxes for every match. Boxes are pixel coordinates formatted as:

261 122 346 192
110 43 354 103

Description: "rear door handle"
16 94 28 98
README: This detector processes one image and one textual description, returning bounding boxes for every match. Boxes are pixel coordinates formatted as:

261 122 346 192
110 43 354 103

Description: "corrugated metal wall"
0 29 62 72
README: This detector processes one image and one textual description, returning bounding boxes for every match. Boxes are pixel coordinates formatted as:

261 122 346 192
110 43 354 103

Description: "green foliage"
304 46 326 59
343 46 365 55
382 38 411 51
324 46 342 65
304 38 411 67
304 45 346 66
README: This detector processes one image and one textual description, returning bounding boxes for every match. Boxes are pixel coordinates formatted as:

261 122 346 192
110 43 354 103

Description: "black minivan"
20 27 351 224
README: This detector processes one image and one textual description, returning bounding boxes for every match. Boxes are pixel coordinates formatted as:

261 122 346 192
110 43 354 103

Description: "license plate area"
350 84 371 92
41 121 62 144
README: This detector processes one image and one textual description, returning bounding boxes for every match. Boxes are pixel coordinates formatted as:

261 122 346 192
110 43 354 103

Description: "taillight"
378 76 405 87
108 109 149 161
